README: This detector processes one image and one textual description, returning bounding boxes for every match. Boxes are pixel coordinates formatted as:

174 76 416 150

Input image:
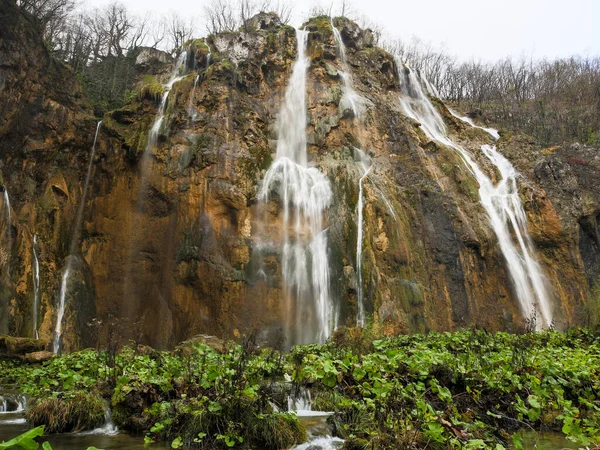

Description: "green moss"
123 116 153 158
137 74 163 101
184 38 209 51
584 281 600 329
304 15 333 33
220 58 236 71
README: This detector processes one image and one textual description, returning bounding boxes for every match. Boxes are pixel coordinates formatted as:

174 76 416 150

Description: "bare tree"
18 0 76 45
166 11 195 52
204 0 237 34
269 0 293 24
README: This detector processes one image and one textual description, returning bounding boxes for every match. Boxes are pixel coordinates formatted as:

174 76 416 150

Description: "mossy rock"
0 335 48 356
137 74 163 102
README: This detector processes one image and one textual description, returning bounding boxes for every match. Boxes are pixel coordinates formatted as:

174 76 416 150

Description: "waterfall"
397 65 553 328
331 20 373 326
0 392 26 413
53 264 70 353
287 387 331 418
53 121 102 353
331 20 364 118
32 235 40 339
77 406 118 436
206 44 212 69
356 161 372 327
2 189 10 222
0 187 9 335
449 108 500 141
259 29 334 345
2 187 11 262
71 121 102 255
144 52 187 158
287 387 313 415
288 387 342 449
187 74 200 122
188 45 212 123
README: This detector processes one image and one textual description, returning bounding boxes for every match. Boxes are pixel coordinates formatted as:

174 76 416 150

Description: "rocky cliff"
0 4 597 350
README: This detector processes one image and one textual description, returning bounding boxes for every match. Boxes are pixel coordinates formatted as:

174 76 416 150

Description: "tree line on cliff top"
15 0 600 146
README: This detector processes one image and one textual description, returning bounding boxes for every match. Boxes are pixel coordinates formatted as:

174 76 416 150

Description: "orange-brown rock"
0 6 598 350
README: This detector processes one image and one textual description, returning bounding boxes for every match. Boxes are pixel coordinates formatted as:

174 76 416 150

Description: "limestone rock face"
135 47 173 67
0 8 599 350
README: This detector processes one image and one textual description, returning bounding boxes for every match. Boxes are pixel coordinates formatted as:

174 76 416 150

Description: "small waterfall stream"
188 44 211 122
260 29 334 345
331 20 364 118
0 187 11 334
32 235 41 339
0 392 27 426
287 387 343 449
77 406 118 436
53 121 102 353
356 161 372 327
398 66 553 328
187 74 200 122
331 20 372 326
2 189 10 222
144 52 187 159
449 108 500 141
2 187 12 270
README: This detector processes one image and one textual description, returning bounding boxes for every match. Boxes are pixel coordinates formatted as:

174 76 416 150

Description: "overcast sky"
82 0 599 62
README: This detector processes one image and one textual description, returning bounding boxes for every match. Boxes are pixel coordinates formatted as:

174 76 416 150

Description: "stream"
0 388 343 450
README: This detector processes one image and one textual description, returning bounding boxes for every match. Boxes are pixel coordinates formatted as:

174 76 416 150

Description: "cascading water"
145 52 187 156
331 20 372 326
77 406 118 436
205 43 212 69
122 52 187 333
449 108 500 141
71 121 102 255
0 187 10 335
188 45 212 123
0 391 27 426
53 121 102 353
331 19 365 119
287 387 315 416
0 393 25 414
2 187 12 266
356 161 372 327
53 261 70 353
2 189 10 222
187 74 200 122
397 65 553 328
32 235 40 339
288 387 342 449
259 29 334 345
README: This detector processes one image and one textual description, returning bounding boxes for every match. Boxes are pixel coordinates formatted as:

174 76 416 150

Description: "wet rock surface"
0 7 598 349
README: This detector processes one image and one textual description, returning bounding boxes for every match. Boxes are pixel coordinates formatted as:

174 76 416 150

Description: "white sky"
84 0 600 62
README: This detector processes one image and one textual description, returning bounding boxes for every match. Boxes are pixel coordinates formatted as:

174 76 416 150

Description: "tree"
17 0 76 46
166 11 195 52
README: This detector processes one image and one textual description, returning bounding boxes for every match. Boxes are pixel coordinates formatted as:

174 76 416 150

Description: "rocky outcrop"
0 335 49 358
0 6 598 350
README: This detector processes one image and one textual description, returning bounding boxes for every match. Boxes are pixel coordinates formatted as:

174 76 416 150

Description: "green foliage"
0 426 44 450
2 330 600 448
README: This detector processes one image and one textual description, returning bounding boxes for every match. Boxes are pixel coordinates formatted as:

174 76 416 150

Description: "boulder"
21 351 54 363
